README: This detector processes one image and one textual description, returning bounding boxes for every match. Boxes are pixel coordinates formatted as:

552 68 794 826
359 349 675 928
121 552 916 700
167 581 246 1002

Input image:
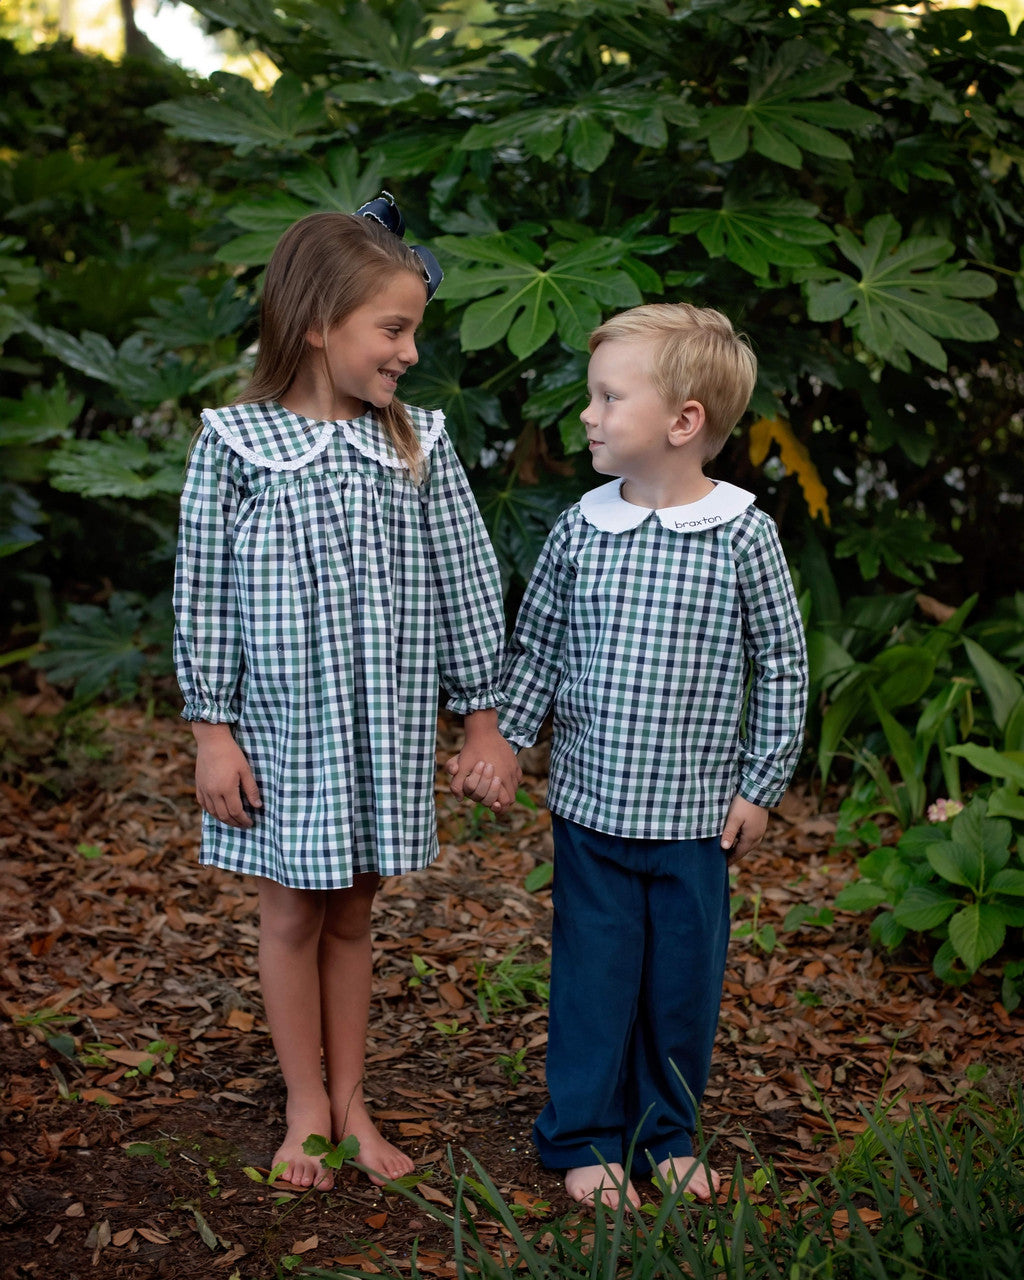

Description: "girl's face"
307 270 427 420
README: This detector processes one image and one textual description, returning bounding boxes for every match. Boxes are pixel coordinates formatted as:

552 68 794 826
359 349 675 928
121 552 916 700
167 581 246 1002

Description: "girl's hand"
193 722 262 828
720 795 768 863
448 710 521 814
447 754 510 811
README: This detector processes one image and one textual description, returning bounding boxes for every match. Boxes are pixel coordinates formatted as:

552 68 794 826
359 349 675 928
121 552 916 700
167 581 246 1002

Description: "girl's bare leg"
257 879 334 1190
320 875 415 1185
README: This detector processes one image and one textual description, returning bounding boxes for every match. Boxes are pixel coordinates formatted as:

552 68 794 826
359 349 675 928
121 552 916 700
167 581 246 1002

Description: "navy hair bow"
355 191 443 302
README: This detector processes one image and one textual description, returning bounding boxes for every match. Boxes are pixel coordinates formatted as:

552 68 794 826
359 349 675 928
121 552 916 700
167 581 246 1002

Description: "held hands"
447 710 521 815
720 795 768 863
193 722 262 828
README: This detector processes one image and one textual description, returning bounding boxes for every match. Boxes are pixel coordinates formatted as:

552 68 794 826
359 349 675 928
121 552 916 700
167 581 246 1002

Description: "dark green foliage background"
2 3 1024 984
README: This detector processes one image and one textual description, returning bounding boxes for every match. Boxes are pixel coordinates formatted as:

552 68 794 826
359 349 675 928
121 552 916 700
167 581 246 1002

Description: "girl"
173 197 520 1190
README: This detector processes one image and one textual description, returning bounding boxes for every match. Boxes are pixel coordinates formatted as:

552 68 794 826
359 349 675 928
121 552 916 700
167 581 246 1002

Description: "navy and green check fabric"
498 481 808 840
173 401 505 890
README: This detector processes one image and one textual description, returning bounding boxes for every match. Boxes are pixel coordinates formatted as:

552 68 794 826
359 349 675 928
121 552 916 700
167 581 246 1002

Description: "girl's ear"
668 400 705 447
305 329 325 349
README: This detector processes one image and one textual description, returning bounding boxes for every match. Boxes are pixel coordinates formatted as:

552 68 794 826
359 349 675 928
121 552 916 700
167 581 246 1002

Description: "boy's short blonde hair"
589 303 757 462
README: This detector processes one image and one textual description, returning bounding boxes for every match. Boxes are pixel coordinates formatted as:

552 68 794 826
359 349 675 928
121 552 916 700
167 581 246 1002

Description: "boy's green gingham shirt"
499 478 808 841
173 401 505 890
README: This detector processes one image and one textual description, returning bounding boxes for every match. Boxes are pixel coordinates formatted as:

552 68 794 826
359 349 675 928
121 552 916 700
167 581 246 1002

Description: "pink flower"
927 798 964 823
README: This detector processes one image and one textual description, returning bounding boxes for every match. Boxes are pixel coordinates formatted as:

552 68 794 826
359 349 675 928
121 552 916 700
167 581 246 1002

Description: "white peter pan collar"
579 477 756 533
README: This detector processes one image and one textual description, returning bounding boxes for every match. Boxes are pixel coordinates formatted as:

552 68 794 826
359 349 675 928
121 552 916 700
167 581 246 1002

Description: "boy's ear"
668 400 705 447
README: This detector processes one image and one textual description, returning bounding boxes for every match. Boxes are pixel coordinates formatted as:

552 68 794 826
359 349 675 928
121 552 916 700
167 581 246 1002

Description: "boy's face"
581 338 681 482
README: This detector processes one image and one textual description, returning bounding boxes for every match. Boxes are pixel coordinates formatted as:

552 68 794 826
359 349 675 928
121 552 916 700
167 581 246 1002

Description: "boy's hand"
193 722 261 828
720 795 768 863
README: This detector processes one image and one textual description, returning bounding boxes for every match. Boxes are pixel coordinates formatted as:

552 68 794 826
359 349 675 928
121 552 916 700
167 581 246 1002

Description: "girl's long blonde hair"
236 212 428 478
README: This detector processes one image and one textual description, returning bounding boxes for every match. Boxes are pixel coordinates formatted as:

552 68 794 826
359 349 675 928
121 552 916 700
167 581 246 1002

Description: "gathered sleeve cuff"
497 515 573 750
421 426 507 716
734 516 809 807
172 425 245 723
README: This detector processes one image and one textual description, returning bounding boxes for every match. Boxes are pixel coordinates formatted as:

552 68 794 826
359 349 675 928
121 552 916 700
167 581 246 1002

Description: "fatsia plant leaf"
672 196 832 279
462 83 697 172
136 283 252 348
0 379 82 446
29 326 205 407
49 431 187 500
399 342 504 467
217 148 389 265
147 71 334 155
31 592 157 700
479 479 581 586
698 42 877 168
802 214 998 371
436 234 642 357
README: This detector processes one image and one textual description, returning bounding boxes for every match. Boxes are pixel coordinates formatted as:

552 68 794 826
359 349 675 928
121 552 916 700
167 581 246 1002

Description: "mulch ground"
1 694 1021 1279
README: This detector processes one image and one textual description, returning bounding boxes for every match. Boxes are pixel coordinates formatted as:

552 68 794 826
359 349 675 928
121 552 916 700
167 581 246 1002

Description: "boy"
450 303 807 1209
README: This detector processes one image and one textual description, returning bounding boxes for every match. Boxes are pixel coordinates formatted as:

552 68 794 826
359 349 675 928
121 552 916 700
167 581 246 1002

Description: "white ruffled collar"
204 402 446 473
579 477 756 533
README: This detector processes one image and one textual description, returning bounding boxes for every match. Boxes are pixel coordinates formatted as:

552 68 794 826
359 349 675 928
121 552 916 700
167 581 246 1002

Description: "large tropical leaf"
136 282 253 348
671 195 832 280
49 432 187 500
31 327 209 407
478 479 579 586
462 82 697 172
399 343 504 467
147 71 334 155
436 233 642 357
802 215 998 371
217 148 389 265
30 592 167 701
698 42 877 168
0 379 82 447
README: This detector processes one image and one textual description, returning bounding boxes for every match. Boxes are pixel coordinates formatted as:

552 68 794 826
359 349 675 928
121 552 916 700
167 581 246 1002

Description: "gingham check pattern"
499 496 808 840
173 401 505 890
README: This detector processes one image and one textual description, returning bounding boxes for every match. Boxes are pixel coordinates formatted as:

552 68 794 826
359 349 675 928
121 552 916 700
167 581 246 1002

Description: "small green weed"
407 954 438 988
495 1047 528 1084
730 888 778 953
474 946 550 1020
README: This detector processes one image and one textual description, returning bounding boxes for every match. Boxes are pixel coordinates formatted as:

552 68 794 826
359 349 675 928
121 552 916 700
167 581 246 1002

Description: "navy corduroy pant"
533 815 731 1174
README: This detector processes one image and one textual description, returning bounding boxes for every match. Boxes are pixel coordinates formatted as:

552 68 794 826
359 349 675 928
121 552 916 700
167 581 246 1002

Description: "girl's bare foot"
565 1162 640 1210
656 1155 720 1202
336 1099 415 1186
272 1098 334 1190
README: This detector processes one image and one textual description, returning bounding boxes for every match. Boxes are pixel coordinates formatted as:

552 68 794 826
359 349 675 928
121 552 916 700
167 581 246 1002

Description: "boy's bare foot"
565 1163 640 1210
655 1155 721 1202
336 1099 415 1186
272 1100 334 1190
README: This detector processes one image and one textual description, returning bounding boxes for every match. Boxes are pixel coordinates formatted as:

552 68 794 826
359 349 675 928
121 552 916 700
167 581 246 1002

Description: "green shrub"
3 2 1024 703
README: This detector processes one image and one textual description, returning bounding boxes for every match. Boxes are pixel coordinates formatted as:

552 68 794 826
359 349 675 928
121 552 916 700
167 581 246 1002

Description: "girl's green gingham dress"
173 401 505 890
